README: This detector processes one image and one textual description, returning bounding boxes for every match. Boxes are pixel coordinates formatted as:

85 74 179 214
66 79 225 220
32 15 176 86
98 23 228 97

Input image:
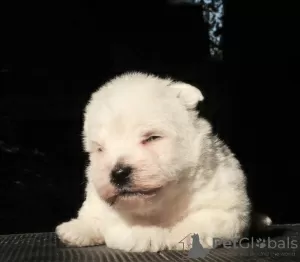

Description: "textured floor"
0 225 299 262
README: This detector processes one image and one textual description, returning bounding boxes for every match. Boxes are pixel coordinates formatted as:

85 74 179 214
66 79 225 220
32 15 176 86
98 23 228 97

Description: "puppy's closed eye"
91 141 103 152
142 135 162 145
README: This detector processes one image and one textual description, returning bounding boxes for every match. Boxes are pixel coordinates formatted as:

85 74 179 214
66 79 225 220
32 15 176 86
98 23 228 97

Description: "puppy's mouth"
107 187 162 206
118 188 161 198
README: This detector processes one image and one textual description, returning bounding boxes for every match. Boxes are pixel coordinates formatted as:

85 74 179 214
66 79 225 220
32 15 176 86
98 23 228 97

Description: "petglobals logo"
213 237 298 250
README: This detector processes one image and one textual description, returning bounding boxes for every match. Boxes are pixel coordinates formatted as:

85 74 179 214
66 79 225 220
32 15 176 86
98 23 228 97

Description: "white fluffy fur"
56 72 261 252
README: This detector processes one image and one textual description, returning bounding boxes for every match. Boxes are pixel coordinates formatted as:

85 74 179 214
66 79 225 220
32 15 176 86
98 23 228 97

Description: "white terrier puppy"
56 72 267 252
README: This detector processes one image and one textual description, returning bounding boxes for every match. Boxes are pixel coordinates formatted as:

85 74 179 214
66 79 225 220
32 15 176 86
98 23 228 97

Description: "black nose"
110 164 132 187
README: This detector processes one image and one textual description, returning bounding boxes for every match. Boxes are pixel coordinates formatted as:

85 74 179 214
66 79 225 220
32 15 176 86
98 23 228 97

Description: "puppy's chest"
120 195 190 228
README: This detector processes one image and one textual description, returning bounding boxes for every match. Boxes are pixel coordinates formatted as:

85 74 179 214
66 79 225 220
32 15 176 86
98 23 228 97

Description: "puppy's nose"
110 164 132 187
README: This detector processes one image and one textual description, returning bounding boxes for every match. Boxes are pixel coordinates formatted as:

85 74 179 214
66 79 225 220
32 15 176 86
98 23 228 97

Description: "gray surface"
0 225 299 262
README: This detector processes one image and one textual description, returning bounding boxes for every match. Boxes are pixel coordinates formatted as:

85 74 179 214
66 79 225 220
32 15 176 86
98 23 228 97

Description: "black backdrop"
0 0 299 234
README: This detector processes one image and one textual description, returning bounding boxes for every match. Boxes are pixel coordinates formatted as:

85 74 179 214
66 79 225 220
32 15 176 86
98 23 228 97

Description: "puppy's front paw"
56 219 104 247
105 226 168 252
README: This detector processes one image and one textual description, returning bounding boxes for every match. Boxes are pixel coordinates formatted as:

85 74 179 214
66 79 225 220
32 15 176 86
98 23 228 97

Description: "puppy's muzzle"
110 163 132 188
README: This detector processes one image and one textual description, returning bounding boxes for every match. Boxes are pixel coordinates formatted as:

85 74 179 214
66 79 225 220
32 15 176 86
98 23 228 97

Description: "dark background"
0 0 299 235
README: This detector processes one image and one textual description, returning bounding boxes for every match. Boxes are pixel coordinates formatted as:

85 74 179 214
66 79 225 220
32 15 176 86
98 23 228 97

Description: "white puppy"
56 72 264 252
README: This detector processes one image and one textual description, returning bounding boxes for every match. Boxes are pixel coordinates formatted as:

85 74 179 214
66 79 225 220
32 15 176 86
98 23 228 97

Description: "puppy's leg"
168 209 249 250
56 184 105 247
105 225 169 252
56 217 104 247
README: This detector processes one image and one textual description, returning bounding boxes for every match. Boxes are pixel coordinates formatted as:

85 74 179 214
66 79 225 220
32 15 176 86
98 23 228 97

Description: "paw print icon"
256 238 267 248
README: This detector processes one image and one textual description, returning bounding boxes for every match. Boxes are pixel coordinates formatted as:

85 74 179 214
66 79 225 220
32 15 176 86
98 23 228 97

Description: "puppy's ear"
169 82 204 110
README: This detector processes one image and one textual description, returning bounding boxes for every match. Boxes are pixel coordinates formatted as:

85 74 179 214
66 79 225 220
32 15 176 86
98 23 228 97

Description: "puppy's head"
83 72 204 210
